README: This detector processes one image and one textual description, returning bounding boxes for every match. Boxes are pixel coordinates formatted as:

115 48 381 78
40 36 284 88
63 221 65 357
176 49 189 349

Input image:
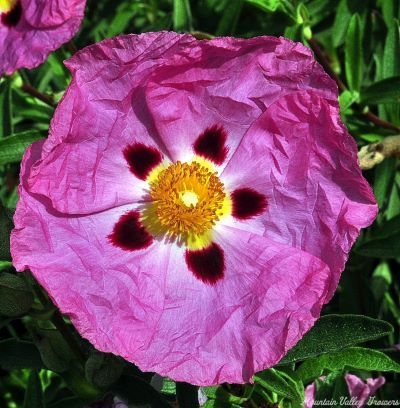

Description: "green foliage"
1 0 400 407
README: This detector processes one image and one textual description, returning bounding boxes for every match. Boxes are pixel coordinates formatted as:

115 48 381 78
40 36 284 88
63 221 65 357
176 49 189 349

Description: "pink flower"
11 32 377 385
304 374 385 407
345 374 386 407
0 0 86 76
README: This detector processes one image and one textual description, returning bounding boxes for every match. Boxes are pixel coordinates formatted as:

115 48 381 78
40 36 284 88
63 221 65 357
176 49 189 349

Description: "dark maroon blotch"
108 210 153 250
1 1 22 27
123 143 163 180
193 124 228 165
185 243 225 284
231 188 267 220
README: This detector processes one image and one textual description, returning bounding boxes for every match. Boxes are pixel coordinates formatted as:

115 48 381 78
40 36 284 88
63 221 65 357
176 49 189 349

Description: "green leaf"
0 272 34 317
339 90 359 113
356 213 400 258
244 0 281 13
280 314 393 364
0 339 44 370
23 370 44 408
0 78 13 137
381 0 400 28
202 385 252 405
356 233 400 258
254 368 303 407
361 76 400 105
173 0 192 31
0 203 13 260
0 130 45 166
383 19 400 78
373 157 397 210
85 351 124 388
382 19 400 123
216 0 244 36
36 329 75 373
331 0 353 47
296 347 400 383
345 13 363 91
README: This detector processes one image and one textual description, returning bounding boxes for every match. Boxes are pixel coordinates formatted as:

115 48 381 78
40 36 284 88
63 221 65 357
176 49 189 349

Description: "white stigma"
181 190 199 207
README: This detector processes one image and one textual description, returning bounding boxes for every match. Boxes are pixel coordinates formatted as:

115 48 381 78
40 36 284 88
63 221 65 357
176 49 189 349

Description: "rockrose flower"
304 374 386 408
0 0 86 76
11 32 377 385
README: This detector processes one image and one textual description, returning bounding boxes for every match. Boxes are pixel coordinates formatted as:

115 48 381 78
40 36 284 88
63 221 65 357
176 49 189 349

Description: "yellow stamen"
0 0 17 13
142 158 231 249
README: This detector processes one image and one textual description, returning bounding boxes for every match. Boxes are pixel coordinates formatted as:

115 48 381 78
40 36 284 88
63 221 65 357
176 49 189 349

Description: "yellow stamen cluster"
0 0 17 13
142 159 230 249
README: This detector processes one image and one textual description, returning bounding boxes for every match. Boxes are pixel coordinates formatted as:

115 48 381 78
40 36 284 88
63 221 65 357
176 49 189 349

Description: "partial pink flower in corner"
11 32 377 385
305 374 385 407
345 374 386 407
0 0 86 76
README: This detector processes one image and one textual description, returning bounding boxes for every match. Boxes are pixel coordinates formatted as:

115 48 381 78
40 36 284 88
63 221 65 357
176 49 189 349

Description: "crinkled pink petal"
1 0 86 76
11 32 378 385
304 382 316 408
27 32 338 214
345 374 385 407
145 35 336 163
12 142 330 384
221 90 377 300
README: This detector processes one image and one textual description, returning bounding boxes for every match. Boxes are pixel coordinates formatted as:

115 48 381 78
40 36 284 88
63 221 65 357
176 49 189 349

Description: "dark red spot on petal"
231 188 267 219
193 124 228 165
185 243 225 284
1 1 22 27
108 210 153 250
123 143 163 180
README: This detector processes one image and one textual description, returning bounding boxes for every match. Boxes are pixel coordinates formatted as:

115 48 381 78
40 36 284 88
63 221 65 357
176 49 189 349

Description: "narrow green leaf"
23 370 44 408
0 78 13 137
0 130 44 165
331 0 353 47
356 233 400 258
0 339 44 370
173 0 192 32
0 203 13 260
216 0 244 36
383 19 400 78
361 76 400 105
345 13 362 91
254 368 303 406
0 272 34 317
296 347 400 383
381 0 400 27
203 384 252 405
373 157 397 209
356 212 400 258
244 0 281 13
382 19 400 124
280 314 393 364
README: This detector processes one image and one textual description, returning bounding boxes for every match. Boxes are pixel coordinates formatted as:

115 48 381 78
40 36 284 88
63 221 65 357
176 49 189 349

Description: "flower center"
142 160 231 248
0 0 17 13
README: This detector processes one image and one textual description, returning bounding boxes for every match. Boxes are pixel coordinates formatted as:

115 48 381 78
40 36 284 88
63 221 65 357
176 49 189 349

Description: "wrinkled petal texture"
0 0 86 75
11 32 377 385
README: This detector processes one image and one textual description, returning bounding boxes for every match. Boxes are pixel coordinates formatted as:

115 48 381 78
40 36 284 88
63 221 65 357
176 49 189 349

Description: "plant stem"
21 83 55 107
